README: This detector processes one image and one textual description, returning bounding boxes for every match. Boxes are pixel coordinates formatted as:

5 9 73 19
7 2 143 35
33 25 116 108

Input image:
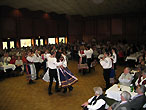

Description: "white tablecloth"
0 64 16 72
105 84 137 101
125 52 142 62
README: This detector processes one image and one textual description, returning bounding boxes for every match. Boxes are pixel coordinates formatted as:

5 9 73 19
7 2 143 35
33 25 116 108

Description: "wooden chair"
78 63 89 73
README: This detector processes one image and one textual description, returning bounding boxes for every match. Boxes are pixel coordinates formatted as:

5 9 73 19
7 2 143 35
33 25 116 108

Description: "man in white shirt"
47 50 62 95
81 87 106 110
43 50 51 73
100 52 112 90
33 49 43 80
26 51 36 84
84 46 93 73
118 67 133 86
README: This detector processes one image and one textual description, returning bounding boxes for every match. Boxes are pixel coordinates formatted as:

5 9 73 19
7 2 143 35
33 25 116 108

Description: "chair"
91 60 97 71
78 63 89 72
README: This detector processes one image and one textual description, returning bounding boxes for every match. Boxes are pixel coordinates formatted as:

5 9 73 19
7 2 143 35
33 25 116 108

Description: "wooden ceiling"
0 0 146 16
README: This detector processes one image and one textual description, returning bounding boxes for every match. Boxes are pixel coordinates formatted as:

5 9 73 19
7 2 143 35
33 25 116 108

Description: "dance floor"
0 60 124 110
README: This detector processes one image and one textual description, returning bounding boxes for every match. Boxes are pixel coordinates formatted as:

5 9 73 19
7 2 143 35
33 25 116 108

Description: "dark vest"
87 95 106 110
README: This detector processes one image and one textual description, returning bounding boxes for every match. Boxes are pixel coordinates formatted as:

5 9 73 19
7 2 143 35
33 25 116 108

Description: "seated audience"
10 55 16 64
3 53 11 64
136 60 146 71
130 85 146 110
81 87 106 110
15 56 23 73
118 67 133 86
135 69 146 87
118 49 124 65
131 68 142 87
137 55 144 65
108 91 131 110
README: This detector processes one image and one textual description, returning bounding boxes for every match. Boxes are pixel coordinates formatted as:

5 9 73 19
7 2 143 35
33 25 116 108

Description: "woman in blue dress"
58 52 78 93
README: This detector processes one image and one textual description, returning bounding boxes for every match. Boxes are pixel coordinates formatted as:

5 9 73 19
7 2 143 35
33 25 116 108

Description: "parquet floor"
0 60 124 110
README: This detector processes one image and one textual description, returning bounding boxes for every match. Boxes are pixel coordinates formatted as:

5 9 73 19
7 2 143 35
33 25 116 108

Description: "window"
20 39 31 47
40 39 43 46
48 38 55 44
35 39 38 46
10 41 15 49
59 37 65 43
2 42 8 49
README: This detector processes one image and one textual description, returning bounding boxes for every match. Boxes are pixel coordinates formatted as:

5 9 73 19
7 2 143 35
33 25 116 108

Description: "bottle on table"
130 84 134 92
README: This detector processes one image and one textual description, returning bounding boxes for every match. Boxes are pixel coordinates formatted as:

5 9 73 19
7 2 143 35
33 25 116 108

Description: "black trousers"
34 62 41 79
87 58 92 72
113 63 117 70
103 68 111 89
48 69 59 93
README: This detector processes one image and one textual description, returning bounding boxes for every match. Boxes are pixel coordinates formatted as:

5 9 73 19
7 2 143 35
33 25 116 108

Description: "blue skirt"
59 67 78 88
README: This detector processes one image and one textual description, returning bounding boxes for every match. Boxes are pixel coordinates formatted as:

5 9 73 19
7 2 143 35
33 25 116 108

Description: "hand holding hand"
81 102 88 107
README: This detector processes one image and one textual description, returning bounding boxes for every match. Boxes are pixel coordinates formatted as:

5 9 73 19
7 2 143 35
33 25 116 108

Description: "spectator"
118 67 133 86
81 87 106 110
108 91 131 110
15 56 23 73
130 85 146 110
10 55 16 64
135 69 146 87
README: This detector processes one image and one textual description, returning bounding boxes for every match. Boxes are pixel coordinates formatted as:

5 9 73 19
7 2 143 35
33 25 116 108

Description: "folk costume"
58 54 78 93
100 53 112 89
33 50 43 79
45 52 62 95
135 75 146 87
26 52 36 84
84 47 93 73
78 48 88 74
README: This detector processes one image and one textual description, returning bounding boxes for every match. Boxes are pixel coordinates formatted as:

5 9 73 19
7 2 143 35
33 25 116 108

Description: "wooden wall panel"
1 17 16 38
68 20 83 42
0 6 146 44
125 17 138 35
57 20 67 36
112 18 122 35
97 18 110 41
140 17 146 41
125 16 138 41
68 20 83 35
48 20 57 36
19 17 32 38
33 19 46 36
84 20 96 35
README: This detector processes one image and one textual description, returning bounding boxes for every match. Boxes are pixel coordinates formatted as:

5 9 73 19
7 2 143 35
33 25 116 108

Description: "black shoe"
48 92 53 95
35 77 40 80
55 89 61 92
69 86 73 92
63 88 67 93
29 80 35 84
